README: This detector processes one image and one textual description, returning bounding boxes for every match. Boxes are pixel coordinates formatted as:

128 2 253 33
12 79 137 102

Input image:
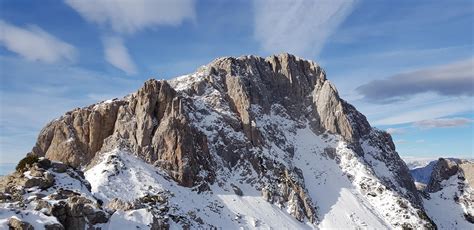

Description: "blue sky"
0 0 473 163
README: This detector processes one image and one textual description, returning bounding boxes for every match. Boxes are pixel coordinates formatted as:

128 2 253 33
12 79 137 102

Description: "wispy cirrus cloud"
371 97 473 126
414 118 471 129
395 139 407 144
65 0 195 34
65 0 196 74
333 1 474 44
103 36 137 75
253 0 357 57
0 20 76 63
386 128 405 135
356 58 474 103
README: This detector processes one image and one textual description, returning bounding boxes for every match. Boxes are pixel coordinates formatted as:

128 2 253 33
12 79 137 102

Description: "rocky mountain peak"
30 54 373 171
5 54 442 228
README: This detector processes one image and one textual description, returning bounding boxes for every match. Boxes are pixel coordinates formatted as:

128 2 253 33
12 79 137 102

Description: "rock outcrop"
426 158 461 193
0 157 107 230
8 218 33 230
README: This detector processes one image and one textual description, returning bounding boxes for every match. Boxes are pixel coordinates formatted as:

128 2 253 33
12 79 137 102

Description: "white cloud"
357 58 474 103
65 0 195 34
414 118 471 129
0 20 76 63
395 139 407 144
386 128 405 135
254 0 357 57
371 97 473 126
103 36 137 75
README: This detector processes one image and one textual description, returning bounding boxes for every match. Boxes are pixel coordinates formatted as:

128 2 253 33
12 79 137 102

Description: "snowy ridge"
85 149 312 229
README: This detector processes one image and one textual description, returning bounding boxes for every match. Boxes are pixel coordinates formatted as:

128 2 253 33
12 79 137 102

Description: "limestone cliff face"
31 80 213 187
31 100 124 167
27 54 429 226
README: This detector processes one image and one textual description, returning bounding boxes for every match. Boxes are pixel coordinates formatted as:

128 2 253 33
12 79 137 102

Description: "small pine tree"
15 155 39 173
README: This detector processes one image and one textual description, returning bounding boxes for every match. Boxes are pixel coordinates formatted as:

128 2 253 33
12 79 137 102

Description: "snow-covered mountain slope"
86 149 312 229
1 54 444 229
419 158 474 228
423 172 473 229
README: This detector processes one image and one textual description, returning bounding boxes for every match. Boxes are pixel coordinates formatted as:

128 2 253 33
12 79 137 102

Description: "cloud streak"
386 128 405 135
103 36 137 75
0 20 76 63
414 118 471 129
254 0 357 57
356 58 474 103
371 97 473 125
65 0 195 34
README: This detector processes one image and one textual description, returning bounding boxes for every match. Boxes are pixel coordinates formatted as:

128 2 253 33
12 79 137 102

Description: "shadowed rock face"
426 158 460 193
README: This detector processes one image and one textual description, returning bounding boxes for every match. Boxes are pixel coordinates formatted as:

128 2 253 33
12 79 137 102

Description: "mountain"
0 53 470 229
404 158 474 229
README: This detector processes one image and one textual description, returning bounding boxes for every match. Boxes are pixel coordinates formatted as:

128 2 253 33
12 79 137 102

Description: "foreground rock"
8 217 33 230
0 158 108 230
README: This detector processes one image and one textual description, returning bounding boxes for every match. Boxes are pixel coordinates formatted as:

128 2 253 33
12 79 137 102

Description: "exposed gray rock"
8 218 33 230
105 198 134 211
51 162 68 173
37 158 52 170
44 223 64 230
459 162 474 188
21 171 54 190
34 199 52 215
259 165 317 223
29 166 45 177
51 195 109 230
150 216 170 230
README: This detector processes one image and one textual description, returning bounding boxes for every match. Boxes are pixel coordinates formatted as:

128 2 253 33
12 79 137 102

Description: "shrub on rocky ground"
16 155 39 173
